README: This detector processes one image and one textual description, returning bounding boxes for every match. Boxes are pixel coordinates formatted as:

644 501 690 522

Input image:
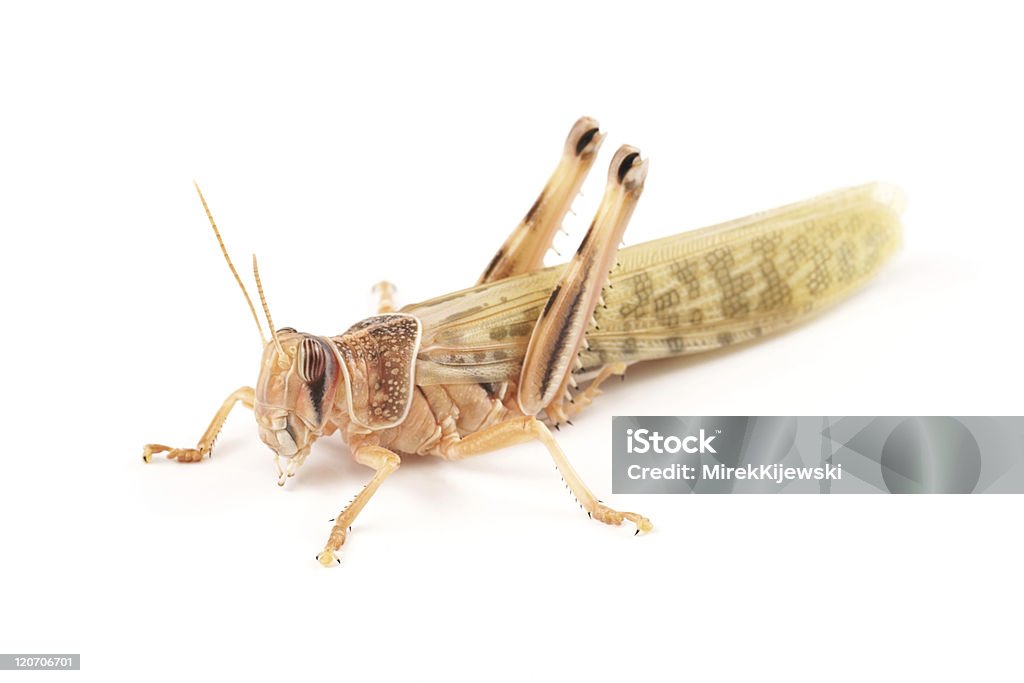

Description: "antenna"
252 254 285 358
193 181 268 347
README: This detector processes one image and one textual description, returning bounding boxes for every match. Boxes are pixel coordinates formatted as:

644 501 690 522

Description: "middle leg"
372 280 398 314
562 362 629 421
439 415 651 533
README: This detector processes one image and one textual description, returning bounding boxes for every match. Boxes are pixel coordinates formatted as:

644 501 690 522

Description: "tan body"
322 319 513 458
143 117 904 566
372 383 509 457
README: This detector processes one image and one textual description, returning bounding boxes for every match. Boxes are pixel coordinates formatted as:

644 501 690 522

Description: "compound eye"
297 337 325 383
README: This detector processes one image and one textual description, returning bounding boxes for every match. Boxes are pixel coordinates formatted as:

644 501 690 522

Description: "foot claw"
628 513 654 534
590 504 652 535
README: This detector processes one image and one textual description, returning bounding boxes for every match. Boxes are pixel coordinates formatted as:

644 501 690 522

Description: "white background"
2 2 1022 681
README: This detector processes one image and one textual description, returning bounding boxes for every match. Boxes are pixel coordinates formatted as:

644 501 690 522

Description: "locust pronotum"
143 117 905 566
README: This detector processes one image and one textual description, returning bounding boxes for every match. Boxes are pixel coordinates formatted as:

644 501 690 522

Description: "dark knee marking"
617 152 640 183
575 127 600 156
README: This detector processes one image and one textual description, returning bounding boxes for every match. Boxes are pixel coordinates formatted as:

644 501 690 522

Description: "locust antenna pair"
193 181 283 358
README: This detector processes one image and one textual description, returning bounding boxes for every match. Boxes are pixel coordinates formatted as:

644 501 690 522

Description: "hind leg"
517 146 648 423
478 117 605 284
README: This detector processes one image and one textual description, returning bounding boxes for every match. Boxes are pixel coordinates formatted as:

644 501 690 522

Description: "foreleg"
142 386 255 463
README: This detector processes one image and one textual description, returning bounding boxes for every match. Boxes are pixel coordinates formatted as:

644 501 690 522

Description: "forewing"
408 269 558 385
406 183 905 384
581 182 904 369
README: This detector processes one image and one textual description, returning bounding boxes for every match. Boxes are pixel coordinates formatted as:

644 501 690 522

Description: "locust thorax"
254 329 341 485
329 314 421 431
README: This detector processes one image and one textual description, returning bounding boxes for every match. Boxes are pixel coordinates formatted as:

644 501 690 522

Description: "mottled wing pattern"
407 183 905 385
408 269 556 385
581 182 905 369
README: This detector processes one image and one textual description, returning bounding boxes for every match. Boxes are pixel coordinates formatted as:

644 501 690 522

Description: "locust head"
191 182 345 485
253 330 341 485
